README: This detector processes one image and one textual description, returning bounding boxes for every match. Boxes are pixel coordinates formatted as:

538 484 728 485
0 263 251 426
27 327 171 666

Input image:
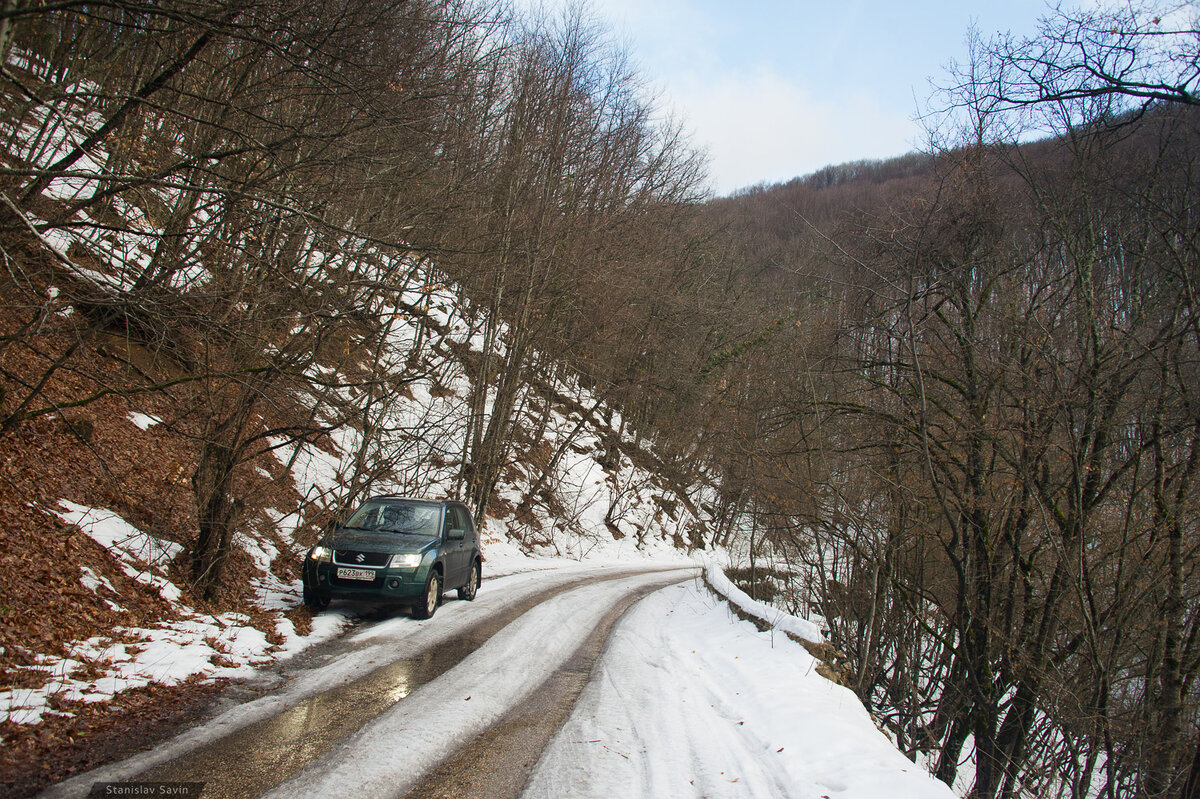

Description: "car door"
442 504 469 588
461 511 479 570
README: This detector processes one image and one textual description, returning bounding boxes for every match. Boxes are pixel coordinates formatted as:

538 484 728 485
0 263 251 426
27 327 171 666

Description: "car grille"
333 550 390 567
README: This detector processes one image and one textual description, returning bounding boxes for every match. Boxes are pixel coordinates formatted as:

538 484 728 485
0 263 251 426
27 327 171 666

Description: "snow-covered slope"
4 116 714 726
1 272 714 732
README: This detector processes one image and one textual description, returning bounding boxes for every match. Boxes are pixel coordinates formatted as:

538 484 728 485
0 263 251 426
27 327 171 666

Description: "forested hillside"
2 1 1199 798
693 8 1200 798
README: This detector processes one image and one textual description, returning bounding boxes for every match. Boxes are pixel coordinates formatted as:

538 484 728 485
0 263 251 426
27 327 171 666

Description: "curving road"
41 564 697 799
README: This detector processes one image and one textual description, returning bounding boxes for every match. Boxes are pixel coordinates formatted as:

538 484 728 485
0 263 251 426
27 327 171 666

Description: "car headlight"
308 545 330 562
389 552 422 569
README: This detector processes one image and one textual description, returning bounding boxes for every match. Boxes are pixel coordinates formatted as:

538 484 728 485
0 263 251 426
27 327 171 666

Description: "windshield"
343 499 441 537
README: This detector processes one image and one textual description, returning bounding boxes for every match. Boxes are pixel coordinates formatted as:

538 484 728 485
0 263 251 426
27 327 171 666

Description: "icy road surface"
41 565 690 798
262 569 693 798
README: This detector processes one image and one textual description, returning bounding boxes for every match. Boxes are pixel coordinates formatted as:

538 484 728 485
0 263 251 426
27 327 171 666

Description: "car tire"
413 569 442 620
303 580 330 612
457 560 480 601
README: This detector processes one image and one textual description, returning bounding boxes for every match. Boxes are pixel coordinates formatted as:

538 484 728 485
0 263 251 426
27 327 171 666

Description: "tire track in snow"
399 570 693 799
522 581 955 799
523 582 804 799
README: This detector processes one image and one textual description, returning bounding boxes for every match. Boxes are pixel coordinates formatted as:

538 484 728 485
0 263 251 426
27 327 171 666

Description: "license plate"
337 567 375 581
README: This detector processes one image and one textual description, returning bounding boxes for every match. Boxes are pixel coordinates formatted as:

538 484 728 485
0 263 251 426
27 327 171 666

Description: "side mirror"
448 527 466 541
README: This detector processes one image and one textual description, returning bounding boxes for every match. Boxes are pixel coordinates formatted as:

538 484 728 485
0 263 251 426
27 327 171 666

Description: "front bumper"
306 558 430 603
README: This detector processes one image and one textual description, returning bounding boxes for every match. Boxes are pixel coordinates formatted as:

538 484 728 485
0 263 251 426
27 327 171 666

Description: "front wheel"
413 569 442 620
457 560 480 601
303 580 330 612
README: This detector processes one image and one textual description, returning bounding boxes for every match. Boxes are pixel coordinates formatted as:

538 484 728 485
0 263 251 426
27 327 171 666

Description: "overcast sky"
525 0 1057 196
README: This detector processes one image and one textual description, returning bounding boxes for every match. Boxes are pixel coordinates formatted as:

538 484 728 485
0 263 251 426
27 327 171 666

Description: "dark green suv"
301 496 482 619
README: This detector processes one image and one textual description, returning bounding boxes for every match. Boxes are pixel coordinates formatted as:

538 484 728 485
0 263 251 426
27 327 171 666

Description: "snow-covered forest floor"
0 277 706 730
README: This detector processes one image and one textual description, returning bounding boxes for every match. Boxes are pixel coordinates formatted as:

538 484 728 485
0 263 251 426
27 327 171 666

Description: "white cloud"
518 0 929 195
669 67 921 195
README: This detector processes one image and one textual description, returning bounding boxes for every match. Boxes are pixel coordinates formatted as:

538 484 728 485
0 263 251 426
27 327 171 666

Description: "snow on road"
525 579 956 799
256 564 954 799
45 562 956 799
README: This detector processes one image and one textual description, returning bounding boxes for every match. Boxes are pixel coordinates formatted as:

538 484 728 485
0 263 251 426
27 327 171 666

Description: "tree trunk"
190 436 240 601
190 400 252 600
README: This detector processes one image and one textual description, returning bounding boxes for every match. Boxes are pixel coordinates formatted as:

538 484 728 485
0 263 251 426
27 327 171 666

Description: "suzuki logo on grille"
355 553 366 563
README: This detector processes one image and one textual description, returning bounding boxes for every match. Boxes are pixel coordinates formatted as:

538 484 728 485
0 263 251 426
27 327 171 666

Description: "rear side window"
448 506 473 538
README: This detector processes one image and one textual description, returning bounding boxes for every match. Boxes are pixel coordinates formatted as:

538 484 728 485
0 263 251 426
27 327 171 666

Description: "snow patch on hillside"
55 501 183 602
0 595 285 726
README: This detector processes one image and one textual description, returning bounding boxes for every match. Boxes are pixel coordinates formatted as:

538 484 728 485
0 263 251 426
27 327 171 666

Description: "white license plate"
337 567 375 581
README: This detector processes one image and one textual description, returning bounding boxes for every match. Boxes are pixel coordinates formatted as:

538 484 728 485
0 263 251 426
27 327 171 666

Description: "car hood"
324 529 439 554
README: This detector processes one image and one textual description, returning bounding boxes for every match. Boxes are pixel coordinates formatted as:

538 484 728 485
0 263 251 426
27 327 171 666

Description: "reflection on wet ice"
385 662 412 703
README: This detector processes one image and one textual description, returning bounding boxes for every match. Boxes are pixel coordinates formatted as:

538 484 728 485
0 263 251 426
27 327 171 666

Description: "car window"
344 500 441 537
445 506 472 538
